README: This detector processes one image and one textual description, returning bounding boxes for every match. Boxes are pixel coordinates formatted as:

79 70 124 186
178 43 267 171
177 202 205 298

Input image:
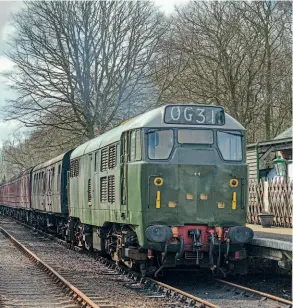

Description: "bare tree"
149 17 188 105
160 2 266 126
240 1 292 140
1 132 37 177
0 124 81 179
153 1 292 143
5 1 166 140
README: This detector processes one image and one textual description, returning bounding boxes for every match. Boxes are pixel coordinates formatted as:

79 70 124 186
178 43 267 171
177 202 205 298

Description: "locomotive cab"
134 105 254 276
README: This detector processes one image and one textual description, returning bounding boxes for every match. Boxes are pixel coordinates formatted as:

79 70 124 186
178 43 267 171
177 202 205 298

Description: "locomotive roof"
71 105 245 159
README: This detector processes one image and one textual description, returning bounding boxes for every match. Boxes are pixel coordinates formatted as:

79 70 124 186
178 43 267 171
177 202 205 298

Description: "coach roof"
33 152 67 172
70 105 245 159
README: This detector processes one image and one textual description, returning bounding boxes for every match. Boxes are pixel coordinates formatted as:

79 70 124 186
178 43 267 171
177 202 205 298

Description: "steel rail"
146 278 220 308
0 227 105 308
216 278 292 307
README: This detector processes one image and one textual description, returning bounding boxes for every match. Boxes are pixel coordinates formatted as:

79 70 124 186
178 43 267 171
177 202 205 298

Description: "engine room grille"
108 145 116 169
101 148 108 172
108 175 115 203
100 177 107 202
88 179 92 202
70 159 79 177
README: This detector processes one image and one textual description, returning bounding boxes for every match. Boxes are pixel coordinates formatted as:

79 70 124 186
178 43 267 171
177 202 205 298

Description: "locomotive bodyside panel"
70 153 92 224
70 144 134 227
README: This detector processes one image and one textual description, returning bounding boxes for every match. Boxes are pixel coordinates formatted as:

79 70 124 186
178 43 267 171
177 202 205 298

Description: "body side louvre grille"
100 177 107 202
108 145 116 169
70 159 79 177
88 179 92 202
101 148 109 172
108 175 115 203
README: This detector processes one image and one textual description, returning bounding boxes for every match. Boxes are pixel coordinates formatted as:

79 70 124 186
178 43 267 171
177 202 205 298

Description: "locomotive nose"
227 226 254 243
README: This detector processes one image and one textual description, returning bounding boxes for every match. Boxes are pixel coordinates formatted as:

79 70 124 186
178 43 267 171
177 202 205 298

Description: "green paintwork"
69 105 248 250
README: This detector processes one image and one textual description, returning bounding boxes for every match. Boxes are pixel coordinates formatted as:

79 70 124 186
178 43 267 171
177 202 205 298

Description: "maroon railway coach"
0 168 33 217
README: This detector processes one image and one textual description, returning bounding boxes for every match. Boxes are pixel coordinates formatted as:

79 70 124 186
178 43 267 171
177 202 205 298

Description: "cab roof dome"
71 105 245 159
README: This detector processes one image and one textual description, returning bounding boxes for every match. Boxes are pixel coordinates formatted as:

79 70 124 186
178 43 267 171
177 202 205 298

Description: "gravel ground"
0 231 79 308
0 220 185 308
159 270 292 308
228 273 292 301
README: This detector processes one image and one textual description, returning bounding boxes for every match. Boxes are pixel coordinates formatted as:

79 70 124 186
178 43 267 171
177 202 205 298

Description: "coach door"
41 171 47 212
47 168 52 212
67 170 71 211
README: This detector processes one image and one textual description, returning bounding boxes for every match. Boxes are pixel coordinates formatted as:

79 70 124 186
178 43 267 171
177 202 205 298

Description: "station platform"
247 224 292 240
247 224 292 252
246 224 292 270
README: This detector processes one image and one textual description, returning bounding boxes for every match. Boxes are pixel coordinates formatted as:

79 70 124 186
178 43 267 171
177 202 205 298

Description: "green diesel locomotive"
68 104 253 276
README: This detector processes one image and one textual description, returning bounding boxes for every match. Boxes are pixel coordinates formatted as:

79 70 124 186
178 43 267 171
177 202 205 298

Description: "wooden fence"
247 178 293 227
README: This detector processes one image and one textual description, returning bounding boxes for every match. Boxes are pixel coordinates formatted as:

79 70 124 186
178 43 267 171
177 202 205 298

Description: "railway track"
0 216 218 307
215 279 292 308
1 215 292 308
0 230 80 308
159 271 292 308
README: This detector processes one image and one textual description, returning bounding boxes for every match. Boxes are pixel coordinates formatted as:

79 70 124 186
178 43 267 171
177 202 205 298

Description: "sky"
0 0 190 146
0 1 24 145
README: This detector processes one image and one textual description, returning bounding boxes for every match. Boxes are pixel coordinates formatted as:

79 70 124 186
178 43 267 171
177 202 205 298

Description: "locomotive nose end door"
178 148 217 224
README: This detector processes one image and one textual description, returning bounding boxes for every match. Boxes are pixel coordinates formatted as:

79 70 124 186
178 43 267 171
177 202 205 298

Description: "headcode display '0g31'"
164 105 225 125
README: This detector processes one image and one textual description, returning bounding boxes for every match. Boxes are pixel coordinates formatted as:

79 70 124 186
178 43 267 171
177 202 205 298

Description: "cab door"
86 154 93 224
41 171 47 212
120 132 129 215
87 154 92 207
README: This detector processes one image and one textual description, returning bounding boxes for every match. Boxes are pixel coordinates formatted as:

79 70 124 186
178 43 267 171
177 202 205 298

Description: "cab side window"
129 129 142 162
135 130 142 160
130 131 136 161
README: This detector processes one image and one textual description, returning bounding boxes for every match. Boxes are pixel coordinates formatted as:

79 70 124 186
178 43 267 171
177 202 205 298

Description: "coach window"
57 165 61 192
38 173 41 194
42 171 46 193
38 173 41 193
36 174 38 194
48 170 51 191
36 174 39 194
33 175 36 194
217 131 243 161
148 129 174 160
52 167 55 191
41 173 43 193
